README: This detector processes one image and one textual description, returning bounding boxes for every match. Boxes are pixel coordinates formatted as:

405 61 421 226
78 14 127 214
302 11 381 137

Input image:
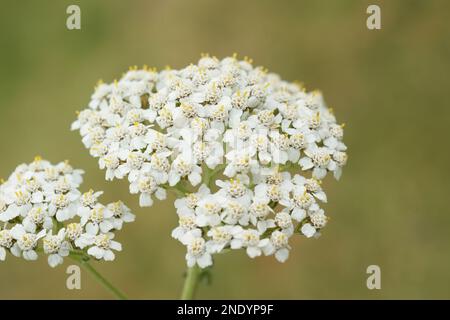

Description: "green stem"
179 166 222 300
70 254 128 300
181 265 202 300
202 166 217 189
174 182 190 195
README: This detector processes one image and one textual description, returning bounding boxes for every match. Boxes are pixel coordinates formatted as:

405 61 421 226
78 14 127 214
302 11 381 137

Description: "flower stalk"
181 265 202 300
70 253 128 300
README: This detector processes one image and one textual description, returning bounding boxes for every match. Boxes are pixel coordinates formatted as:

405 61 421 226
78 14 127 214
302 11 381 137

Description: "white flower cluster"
72 55 347 268
0 158 135 267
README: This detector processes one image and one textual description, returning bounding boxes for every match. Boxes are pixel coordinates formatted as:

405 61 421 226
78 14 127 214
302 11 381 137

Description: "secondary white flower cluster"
72 55 347 268
0 158 135 267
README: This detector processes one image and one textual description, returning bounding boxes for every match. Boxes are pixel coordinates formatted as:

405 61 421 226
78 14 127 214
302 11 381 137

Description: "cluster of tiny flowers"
72 55 347 268
0 158 135 267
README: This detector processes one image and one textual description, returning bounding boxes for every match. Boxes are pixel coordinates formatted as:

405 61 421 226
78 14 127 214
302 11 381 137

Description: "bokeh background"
1 0 449 299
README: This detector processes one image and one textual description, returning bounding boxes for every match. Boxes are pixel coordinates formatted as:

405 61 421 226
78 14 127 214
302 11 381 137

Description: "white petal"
86 222 99 235
197 254 212 268
246 246 262 258
155 188 166 200
139 193 153 207
103 250 115 261
23 250 38 261
299 157 314 170
110 241 122 251
314 191 327 202
291 208 306 221
186 255 196 268
48 254 63 268
87 246 104 259
36 229 46 240
100 220 113 233
168 172 180 186
275 248 289 263
301 223 316 238
23 219 36 233
313 168 327 179
188 172 201 186
262 243 275 256
128 170 139 183
230 239 242 249
10 224 25 239
10 243 21 257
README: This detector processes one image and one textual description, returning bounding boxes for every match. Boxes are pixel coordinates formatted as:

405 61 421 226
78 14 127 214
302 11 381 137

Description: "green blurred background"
1 0 449 299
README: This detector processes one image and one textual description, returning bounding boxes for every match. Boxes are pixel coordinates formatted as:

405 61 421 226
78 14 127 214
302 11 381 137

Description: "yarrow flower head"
72 54 348 268
0 157 135 267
